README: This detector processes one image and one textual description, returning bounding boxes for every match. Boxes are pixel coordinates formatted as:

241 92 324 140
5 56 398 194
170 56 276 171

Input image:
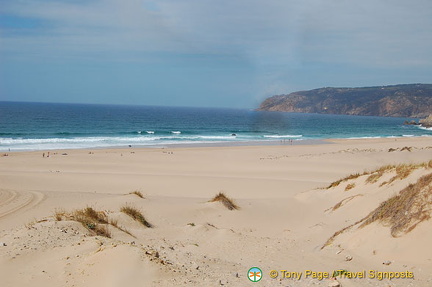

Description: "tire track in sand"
0 189 45 219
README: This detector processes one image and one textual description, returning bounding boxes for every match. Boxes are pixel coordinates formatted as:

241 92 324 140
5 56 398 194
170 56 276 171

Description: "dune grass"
365 165 394 184
120 205 153 228
326 173 363 189
321 220 360 249
327 160 432 189
129 190 144 198
54 209 66 221
54 205 151 237
209 192 239 210
344 183 356 191
359 172 432 237
55 207 111 238
109 219 135 237
330 194 363 211
323 171 432 248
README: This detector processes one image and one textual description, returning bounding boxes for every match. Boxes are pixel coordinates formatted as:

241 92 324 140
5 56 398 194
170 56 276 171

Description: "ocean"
1 101 431 151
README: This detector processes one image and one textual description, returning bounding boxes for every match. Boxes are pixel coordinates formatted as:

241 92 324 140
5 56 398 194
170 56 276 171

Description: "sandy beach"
1 137 431 287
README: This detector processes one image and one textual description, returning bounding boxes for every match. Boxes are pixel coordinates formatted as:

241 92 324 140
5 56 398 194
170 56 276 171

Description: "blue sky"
1 0 431 108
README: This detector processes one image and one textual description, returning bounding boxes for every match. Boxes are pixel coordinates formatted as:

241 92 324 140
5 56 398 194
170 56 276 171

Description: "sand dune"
1 137 432 286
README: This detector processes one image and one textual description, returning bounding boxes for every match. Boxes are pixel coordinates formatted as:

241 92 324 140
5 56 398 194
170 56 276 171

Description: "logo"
248 267 263 282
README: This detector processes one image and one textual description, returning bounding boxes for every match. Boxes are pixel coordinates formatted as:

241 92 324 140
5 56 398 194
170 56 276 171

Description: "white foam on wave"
195 135 234 140
418 126 432 131
0 137 161 145
0 134 247 151
346 136 382 139
146 131 155 134
171 131 181 134
263 135 303 139
0 136 164 151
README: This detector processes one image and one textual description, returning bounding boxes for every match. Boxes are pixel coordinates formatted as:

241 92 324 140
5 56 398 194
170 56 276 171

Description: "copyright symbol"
269 270 278 279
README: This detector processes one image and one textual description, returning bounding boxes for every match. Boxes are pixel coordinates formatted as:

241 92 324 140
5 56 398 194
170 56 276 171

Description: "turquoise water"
0 101 431 151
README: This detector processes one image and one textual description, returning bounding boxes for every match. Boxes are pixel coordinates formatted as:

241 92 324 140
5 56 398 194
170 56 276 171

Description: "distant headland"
257 84 432 118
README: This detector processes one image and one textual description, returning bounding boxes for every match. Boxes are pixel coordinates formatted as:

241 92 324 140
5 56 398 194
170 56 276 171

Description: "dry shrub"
209 192 239 210
120 205 153 228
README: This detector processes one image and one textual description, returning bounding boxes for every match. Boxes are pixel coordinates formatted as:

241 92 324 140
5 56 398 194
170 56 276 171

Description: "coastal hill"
258 84 432 118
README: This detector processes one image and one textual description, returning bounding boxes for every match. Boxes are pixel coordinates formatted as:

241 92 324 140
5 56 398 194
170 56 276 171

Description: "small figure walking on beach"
47 152 50 158
43 153 45 158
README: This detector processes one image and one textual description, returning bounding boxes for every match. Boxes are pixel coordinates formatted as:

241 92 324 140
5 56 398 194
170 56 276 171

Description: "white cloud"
1 0 432 103
2 0 431 69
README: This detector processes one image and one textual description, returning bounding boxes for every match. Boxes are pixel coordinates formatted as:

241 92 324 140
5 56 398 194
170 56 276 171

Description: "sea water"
0 101 431 151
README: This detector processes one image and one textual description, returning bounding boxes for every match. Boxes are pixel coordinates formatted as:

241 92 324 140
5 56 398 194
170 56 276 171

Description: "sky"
1 0 431 108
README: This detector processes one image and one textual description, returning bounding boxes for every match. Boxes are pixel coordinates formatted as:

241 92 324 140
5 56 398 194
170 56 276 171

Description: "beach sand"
0 137 431 286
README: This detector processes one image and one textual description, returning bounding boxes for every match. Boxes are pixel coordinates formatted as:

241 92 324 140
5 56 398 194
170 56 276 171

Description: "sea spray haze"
0 101 431 151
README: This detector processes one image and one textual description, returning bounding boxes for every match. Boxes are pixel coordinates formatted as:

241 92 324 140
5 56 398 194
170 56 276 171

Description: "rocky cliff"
258 84 432 118
419 115 432 127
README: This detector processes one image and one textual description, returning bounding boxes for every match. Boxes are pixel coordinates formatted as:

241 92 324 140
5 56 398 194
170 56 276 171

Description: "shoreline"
2 135 431 153
1 136 432 286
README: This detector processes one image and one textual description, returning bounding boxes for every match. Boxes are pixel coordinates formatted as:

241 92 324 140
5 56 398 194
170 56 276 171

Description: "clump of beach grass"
55 207 111 238
120 205 153 228
209 192 239 210
78 207 108 224
54 209 66 221
129 190 144 198
345 183 356 191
